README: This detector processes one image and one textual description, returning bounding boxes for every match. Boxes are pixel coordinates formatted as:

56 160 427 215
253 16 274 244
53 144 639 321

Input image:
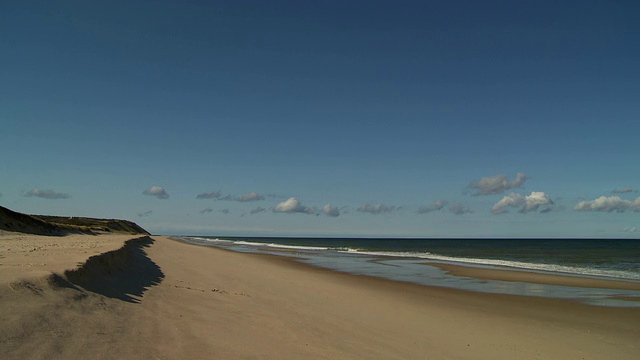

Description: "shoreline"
174 236 640 302
177 236 640 306
180 236 640 288
2 234 639 359
181 236 640 293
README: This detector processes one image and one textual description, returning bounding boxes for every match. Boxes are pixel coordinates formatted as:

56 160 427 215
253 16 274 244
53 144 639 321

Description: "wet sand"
429 262 640 291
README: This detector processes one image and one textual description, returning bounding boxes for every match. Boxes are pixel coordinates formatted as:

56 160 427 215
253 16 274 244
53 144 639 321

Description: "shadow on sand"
63 236 164 303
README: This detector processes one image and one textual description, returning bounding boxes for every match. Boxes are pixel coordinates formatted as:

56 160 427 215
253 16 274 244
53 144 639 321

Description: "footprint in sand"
172 282 249 297
173 284 206 292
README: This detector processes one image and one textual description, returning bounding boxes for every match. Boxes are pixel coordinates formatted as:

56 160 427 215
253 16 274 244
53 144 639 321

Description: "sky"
1 0 639 238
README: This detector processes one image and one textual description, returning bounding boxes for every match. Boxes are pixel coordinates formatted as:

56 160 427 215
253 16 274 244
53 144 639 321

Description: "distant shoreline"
176 235 640 307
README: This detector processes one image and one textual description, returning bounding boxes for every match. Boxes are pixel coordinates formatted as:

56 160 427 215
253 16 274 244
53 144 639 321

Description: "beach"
1 234 639 359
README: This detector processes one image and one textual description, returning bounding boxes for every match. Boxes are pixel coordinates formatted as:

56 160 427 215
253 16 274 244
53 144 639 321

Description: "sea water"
178 236 640 307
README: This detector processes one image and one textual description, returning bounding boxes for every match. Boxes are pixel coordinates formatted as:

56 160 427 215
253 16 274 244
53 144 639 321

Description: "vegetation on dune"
0 205 149 236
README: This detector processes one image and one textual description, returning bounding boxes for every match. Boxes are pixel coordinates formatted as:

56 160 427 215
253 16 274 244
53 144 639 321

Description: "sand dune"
0 206 68 236
1 234 639 359
0 234 157 359
0 205 149 236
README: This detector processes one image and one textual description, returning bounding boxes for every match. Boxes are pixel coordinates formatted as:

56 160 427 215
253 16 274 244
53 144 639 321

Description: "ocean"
177 236 640 307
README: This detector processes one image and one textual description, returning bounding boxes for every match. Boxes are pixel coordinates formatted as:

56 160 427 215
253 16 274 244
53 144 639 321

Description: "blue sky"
1 1 639 237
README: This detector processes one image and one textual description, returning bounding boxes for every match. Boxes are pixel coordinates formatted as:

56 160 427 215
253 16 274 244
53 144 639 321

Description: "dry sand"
0 233 134 280
1 234 639 359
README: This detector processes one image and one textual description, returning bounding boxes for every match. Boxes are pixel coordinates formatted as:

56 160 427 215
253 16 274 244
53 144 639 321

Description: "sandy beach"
1 234 639 359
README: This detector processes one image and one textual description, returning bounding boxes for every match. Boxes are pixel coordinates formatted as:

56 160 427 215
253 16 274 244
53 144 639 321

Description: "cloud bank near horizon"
22 172 637 233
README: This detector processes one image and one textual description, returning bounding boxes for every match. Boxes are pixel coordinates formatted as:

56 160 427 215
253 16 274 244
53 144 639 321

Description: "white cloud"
143 186 169 199
322 204 340 217
574 196 640 213
623 226 637 233
522 192 554 213
493 192 554 214
273 198 316 215
196 191 221 199
449 203 472 215
417 200 448 214
492 193 524 214
237 192 265 202
357 203 396 214
469 173 527 196
25 188 71 199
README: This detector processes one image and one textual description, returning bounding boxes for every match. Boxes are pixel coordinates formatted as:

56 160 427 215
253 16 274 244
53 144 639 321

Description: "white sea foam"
266 243 330 251
198 237 233 244
234 240 329 251
233 240 274 247
339 249 434 258
425 254 640 281
182 237 236 246
340 249 640 281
